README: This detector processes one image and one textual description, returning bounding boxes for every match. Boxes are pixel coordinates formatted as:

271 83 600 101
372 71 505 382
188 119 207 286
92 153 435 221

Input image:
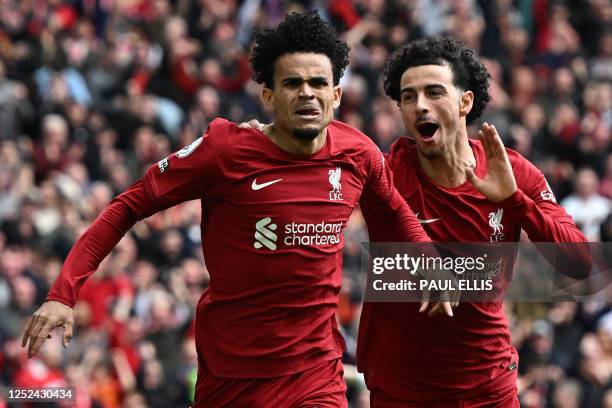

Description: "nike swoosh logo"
251 178 283 190
415 213 441 224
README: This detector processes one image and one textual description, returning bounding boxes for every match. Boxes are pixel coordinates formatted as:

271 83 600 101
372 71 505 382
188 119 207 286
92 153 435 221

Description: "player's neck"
418 133 475 188
264 125 327 155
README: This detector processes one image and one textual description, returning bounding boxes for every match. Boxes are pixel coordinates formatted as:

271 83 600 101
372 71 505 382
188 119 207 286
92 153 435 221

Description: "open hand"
465 123 517 202
418 267 460 317
21 300 74 357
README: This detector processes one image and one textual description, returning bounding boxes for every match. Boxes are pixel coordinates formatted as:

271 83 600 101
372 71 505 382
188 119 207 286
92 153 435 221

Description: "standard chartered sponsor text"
284 221 343 246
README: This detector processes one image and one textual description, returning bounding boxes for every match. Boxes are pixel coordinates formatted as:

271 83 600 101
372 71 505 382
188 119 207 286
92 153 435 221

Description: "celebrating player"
358 36 588 407
21 11 431 406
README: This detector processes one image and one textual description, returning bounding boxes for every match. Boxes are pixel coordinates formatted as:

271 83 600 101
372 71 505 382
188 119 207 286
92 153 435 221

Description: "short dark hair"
383 37 490 125
250 10 350 88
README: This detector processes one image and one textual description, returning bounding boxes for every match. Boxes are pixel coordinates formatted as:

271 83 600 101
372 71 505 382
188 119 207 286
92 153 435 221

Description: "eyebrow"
400 83 447 94
281 76 329 84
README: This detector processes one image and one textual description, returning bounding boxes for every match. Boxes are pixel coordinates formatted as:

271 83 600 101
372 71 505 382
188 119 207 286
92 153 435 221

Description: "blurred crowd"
0 0 610 407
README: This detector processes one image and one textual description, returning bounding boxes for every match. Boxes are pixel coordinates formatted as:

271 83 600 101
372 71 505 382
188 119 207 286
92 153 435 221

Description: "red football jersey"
358 137 586 402
48 119 429 379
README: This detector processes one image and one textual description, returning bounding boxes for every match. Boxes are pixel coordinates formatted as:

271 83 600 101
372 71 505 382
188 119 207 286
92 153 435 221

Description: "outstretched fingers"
427 302 454 317
28 322 55 357
63 320 74 348
478 124 494 160
419 288 430 313
21 316 35 347
486 124 506 159
23 313 59 357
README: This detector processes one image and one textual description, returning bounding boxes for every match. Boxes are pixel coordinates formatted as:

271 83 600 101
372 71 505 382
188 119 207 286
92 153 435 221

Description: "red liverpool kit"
47 119 429 405
359 137 587 406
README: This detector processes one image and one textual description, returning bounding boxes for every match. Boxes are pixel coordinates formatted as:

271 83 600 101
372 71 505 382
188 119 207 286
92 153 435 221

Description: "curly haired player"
22 11 430 406
358 36 587 408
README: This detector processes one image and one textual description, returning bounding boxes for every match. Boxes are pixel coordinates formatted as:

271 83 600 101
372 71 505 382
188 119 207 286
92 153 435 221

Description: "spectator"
552 378 583 408
562 168 611 241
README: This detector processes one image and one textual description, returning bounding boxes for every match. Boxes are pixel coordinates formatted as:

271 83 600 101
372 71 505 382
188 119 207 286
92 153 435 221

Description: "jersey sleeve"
47 180 153 307
359 144 431 243
47 118 232 307
499 152 590 278
500 152 587 243
143 118 231 206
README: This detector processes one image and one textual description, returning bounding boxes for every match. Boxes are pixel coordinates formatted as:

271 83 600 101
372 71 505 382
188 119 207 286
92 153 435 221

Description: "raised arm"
466 123 590 279
359 147 430 243
22 119 231 357
358 146 459 316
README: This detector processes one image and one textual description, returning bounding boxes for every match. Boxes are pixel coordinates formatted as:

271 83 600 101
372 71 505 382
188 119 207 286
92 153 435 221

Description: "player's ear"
459 90 474 117
261 86 275 112
333 85 342 109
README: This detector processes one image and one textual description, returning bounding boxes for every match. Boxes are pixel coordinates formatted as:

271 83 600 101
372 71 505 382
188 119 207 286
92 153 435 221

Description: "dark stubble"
417 140 450 160
292 127 320 140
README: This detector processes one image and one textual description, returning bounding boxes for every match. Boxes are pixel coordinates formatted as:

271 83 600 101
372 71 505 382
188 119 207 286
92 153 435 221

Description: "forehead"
400 64 454 89
274 53 333 80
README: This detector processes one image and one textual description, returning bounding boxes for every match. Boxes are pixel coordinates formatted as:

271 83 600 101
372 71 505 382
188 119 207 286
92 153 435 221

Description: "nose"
298 82 315 99
414 94 429 115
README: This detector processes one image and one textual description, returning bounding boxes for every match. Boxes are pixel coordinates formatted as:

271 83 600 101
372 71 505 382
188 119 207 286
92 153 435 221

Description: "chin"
292 127 320 141
417 144 445 160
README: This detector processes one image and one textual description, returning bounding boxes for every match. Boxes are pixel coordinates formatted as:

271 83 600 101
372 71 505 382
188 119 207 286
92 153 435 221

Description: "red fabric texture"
48 119 429 391
359 137 587 402
194 358 347 407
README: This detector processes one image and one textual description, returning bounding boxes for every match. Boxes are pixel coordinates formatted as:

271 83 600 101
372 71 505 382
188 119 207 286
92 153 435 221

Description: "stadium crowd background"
0 0 610 406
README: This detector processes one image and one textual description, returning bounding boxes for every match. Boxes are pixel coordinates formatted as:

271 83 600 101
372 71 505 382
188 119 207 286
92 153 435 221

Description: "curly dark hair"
250 10 350 88
383 37 490 125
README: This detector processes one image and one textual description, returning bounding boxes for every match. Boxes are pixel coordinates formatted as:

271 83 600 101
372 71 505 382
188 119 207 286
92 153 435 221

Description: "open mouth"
295 108 320 118
415 122 439 140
